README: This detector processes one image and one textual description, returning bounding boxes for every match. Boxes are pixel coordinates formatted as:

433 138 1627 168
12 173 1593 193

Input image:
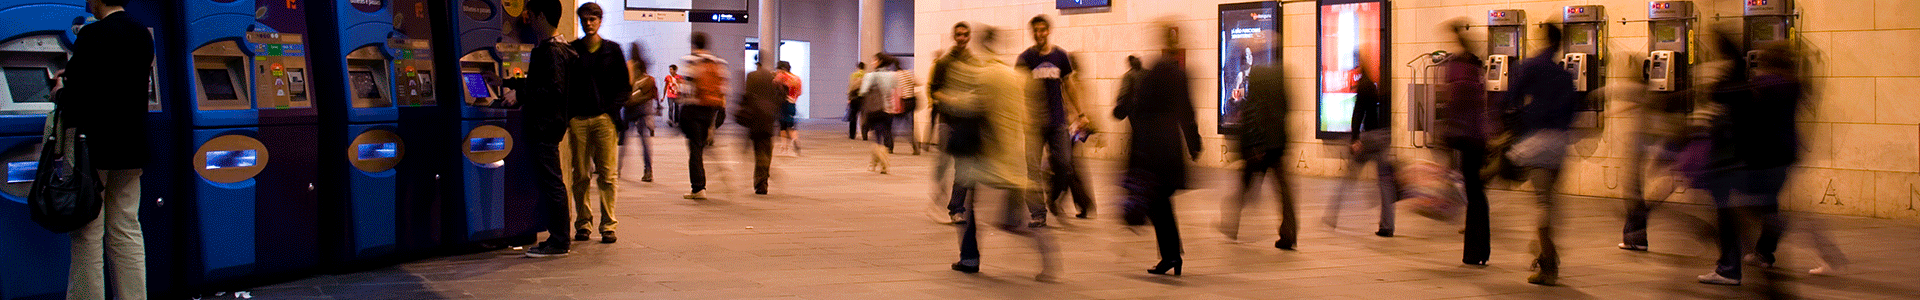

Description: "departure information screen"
205 149 258 170
6 161 36 183
461 73 490 98
470 137 506 152
357 142 397 160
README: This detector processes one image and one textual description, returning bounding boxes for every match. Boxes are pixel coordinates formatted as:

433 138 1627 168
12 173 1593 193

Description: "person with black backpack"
55 0 154 297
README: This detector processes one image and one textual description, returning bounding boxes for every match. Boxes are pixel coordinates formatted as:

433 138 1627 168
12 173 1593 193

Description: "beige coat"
938 55 1040 191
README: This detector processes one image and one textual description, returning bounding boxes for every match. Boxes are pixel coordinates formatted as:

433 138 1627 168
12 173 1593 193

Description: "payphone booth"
1743 0 1794 71
1563 5 1606 128
313 0 424 267
0 2 81 298
174 0 322 288
437 0 539 248
1486 9 1526 112
1646 1 1693 102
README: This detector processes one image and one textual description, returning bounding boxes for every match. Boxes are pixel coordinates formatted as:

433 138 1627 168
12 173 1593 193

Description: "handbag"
1505 129 1568 168
29 108 103 233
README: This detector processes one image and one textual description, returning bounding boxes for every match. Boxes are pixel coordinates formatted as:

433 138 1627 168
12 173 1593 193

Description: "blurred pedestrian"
1695 41 1814 286
858 53 901 174
738 60 784 195
664 64 683 128
1434 19 1493 265
1020 15 1095 222
1115 22 1200 276
1502 23 1578 285
943 26 1060 281
893 65 922 155
1219 27 1297 250
931 22 976 224
678 32 729 200
1322 51 1399 238
775 61 804 156
848 62 868 140
621 41 657 182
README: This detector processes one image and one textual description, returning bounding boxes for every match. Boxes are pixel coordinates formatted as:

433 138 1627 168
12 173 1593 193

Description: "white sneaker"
1810 262 1844 275
684 190 707 199
1697 272 1741 285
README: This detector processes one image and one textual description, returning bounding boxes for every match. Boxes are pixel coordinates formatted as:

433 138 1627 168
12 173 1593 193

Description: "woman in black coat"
1113 23 1201 276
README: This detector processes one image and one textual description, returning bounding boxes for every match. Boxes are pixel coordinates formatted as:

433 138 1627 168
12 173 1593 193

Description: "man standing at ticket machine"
501 0 577 258
55 0 153 298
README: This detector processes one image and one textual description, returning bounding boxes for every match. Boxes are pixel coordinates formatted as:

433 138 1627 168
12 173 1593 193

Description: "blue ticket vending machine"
388 0 446 257
174 0 321 289
312 0 413 267
437 0 538 248
0 1 83 298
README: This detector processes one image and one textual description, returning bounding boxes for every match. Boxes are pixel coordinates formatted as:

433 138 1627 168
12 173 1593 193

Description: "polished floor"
247 121 1920 299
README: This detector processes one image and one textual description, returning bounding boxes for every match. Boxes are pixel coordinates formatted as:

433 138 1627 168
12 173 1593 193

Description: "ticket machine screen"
349 71 383 100
469 137 505 152
197 69 241 100
205 149 258 169
462 73 490 98
4 67 52 103
6 161 36 183
357 142 397 160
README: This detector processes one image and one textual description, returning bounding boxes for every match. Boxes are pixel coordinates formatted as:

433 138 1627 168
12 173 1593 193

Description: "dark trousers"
847 99 863 139
1043 126 1094 217
1446 138 1491 264
618 106 653 172
865 112 893 148
528 122 571 249
1224 149 1296 246
749 128 774 191
958 187 1048 260
679 105 719 192
1709 166 1790 280
1141 186 1182 262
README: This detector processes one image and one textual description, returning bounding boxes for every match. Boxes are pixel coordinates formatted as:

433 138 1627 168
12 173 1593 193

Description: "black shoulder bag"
29 108 103 233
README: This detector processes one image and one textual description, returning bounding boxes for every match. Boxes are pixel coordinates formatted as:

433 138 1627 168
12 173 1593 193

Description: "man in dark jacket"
739 64 785 194
57 0 153 297
562 2 630 244
501 0 575 257
1113 25 1201 274
1503 23 1577 285
1223 58 1296 250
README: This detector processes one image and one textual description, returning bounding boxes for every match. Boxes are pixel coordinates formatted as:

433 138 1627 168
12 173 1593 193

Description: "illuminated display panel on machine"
205 149 258 170
357 142 397 160
470 137 506 152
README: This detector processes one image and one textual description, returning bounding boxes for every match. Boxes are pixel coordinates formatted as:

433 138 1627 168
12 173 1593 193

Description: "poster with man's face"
1218 2 1278 132
1317 0 1387 138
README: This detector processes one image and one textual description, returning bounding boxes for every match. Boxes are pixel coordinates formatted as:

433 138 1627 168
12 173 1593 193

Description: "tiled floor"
247 122 1920 299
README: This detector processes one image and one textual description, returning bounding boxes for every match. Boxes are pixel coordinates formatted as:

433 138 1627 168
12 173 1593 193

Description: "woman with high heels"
941 24 1061 282
1115 21 1200 276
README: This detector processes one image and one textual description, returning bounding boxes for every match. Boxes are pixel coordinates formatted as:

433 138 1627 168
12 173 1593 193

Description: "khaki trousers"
68 169 145 300
569 115 620 232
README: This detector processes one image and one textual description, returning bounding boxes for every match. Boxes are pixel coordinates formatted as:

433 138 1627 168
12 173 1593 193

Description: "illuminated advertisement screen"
1057 0 1110 9
1316 0 1390 139
1218 1 1279 133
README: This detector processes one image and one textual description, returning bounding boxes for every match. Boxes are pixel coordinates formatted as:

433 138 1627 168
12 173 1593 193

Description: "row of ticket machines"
0 0 546 298
1477 0 1798 127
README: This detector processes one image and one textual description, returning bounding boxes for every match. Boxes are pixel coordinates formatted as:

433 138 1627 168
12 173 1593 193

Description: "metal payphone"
1646 1 1693 94
1563 5 1606 128
1485 9 1526 93
1743 0 1795 72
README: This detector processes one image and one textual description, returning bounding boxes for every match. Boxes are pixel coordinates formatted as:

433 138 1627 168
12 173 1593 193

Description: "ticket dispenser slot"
1485 9 1526 93
193 41 252 111
0 36 65 114
345 47 392 109
457 50 500 107
246 32 311 109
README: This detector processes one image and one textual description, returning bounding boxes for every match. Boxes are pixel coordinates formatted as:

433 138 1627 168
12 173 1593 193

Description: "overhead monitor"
3 67 53 103
205 149 258 170
1218 1 1279 133
1057 0 1111 9
1316 0 1390 139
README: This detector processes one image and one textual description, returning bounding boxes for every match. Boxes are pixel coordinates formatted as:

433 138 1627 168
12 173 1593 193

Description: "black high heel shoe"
1147 260 1183 276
